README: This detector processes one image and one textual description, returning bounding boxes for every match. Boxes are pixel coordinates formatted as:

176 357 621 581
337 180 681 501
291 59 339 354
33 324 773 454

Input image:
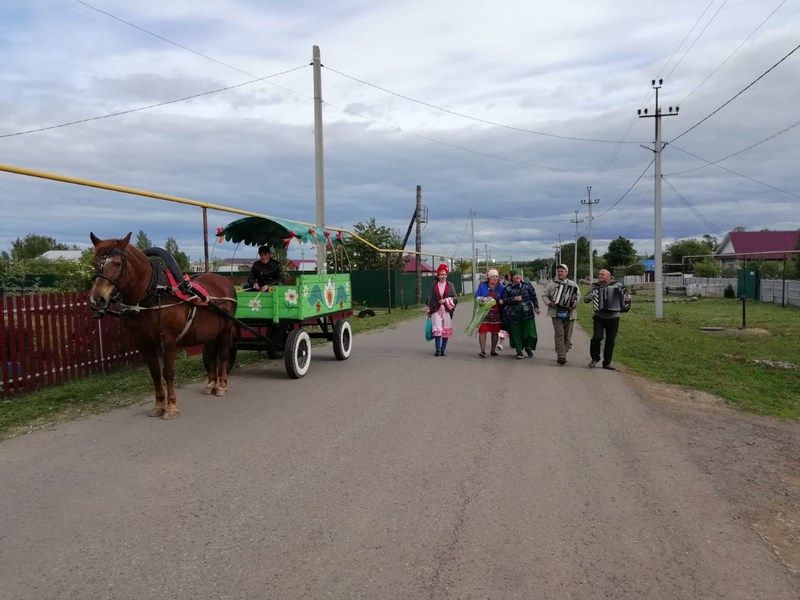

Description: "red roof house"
715 230 800 260
403 256 434 273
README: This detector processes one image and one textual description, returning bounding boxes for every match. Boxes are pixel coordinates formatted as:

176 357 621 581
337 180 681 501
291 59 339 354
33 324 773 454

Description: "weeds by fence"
0 292 139 396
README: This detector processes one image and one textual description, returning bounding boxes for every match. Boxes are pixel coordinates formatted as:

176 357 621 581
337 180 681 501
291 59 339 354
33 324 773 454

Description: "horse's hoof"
203 385 214 395
161 410 179 420
148 407 166 417
213 388 226 397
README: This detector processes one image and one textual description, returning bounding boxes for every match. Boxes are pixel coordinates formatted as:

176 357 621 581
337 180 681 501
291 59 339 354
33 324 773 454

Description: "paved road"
1 302 797 599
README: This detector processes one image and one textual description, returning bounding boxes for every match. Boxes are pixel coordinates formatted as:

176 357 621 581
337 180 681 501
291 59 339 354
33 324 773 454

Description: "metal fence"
0 292 139 397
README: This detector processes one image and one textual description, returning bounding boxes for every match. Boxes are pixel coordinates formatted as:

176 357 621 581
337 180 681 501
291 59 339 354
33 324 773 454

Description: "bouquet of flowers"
464 297 496 337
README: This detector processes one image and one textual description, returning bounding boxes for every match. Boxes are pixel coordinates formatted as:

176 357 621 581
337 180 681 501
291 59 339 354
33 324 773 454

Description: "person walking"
426 263 458 357
502 269 540 359
584 269 631 370
544 263 580 365
474 269 505 358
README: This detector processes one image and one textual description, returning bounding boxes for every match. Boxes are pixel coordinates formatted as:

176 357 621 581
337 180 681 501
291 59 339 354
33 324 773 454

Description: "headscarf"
487 268 499 278
436 263 449 275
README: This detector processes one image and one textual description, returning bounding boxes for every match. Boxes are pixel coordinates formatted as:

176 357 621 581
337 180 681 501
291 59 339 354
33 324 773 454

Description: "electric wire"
0 65 308 139
670 144 800 200
474 213 571 223
669 40 800 143
665 116 800 175
581 157 655 234
680 0 788 103
661 175 722 234
323 65 644 145
659 0 716 78
663 0 729 81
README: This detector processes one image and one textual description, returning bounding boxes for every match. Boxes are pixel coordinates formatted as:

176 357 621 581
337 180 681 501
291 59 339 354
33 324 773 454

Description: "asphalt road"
1 301 797 599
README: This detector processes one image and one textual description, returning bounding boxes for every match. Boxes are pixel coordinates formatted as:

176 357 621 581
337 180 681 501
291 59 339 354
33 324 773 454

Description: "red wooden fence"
0 292 140 396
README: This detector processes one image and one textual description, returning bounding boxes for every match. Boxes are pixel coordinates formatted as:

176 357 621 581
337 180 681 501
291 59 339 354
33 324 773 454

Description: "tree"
10 234 69 260
603 237 637 268
559 236 591 279
664 236 716 270
693 259 721 277
164 237 191 272
135 230 153 251
328 218 402 271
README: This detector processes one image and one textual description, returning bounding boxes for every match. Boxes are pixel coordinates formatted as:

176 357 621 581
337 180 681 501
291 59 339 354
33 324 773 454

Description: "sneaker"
557 357 566 365
602 364 617 371
525 348 534 358
490 351 499 356
516 352 524 360
588 360 599 368
479 352 486 358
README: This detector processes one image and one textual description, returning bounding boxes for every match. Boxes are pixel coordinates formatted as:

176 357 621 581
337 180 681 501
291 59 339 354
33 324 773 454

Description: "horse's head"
88 232 133 312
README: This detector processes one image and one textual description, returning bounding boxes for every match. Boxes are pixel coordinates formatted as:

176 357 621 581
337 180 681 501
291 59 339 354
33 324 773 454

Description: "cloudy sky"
1 0 798 263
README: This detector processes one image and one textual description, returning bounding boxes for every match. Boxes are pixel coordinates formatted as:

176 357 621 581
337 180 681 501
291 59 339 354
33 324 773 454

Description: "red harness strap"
162 271 210 305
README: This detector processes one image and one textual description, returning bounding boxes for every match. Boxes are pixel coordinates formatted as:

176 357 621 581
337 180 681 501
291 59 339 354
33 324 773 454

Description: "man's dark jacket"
246 259 283 289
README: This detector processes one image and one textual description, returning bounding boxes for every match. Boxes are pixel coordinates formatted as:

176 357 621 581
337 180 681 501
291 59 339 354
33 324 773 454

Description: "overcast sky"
1 0 798 263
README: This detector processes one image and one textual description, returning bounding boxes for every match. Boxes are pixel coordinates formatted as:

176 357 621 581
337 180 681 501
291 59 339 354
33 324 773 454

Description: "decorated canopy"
220 216 344 249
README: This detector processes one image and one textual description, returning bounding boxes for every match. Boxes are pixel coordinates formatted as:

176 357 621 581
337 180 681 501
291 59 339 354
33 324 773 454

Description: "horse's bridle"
91 248 129 317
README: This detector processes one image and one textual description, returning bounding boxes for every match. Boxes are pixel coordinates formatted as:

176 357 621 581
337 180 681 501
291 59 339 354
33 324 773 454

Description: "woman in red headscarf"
426 263 458 356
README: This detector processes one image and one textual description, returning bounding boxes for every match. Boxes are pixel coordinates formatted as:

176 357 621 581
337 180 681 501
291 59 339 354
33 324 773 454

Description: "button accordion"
552 281 578 309
592 282 630 312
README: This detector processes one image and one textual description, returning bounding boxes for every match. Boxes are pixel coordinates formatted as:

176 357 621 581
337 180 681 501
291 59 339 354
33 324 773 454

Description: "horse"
88 232 237 419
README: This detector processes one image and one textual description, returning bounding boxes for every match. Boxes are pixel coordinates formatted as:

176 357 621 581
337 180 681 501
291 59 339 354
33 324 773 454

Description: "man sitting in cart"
244 245 284 291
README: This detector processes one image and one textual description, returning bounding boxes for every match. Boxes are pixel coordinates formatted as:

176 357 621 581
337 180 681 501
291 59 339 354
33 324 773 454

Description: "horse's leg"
162 339 180 420
204 340 218 395
144 349 167 417
213 328 231 397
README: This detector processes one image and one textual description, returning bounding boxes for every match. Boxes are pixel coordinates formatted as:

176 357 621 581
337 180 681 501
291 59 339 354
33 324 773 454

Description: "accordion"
593 283 630 312
552 281 578 309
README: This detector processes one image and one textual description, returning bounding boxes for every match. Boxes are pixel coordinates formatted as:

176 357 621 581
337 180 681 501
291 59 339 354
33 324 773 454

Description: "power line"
323 65 645 145
661 175 722 234
585 157 655 230
0 65 308 139
663 0 730 81
669 144 800 200
665 117 800 175
670 40 800 143
658 0 716 78
680 0 788 104
474 212 571 223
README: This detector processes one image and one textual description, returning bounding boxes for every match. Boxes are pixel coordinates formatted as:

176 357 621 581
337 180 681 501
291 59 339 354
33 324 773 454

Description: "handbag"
556 309 569 319
425 318 434 342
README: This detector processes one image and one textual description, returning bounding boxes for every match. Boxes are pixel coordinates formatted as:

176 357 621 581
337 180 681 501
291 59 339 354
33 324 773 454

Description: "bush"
724 283 735 298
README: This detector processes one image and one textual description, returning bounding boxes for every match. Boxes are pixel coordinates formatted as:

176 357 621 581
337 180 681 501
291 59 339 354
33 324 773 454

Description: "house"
39 250 83 261
189 258 252 273
286 259 317 272
403 256 434 273
714 230 800 264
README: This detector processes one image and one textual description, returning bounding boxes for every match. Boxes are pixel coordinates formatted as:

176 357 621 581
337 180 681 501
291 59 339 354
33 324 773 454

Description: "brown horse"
88 232 237 419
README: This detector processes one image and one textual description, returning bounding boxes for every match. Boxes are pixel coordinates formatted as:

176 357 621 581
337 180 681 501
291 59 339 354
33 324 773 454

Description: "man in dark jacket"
245 245 283 291
584 269 630 370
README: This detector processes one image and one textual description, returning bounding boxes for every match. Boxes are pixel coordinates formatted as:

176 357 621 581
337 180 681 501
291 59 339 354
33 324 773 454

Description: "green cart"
217 216 354 378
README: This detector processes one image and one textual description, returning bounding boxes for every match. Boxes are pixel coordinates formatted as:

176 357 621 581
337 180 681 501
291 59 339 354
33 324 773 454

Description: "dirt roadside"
626 371 800 575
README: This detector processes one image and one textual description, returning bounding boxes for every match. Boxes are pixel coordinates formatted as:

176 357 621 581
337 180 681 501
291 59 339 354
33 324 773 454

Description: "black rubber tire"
284 329 311 378
332 320 353 360
202 345 237 373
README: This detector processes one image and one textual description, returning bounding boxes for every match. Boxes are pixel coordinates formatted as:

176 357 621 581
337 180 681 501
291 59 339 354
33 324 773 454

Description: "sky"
0 0 798 264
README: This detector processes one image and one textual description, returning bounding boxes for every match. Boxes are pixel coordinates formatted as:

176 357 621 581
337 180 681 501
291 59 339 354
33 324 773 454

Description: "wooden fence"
0 292 139 396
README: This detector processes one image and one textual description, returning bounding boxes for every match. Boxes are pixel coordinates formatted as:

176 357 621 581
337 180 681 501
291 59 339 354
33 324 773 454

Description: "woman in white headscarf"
473 268 505 358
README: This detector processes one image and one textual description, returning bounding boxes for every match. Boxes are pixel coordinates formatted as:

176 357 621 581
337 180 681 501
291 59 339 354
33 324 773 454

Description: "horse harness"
92 248 236 343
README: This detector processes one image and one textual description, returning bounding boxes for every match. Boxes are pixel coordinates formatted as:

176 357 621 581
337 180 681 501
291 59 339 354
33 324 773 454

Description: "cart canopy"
221 216 343 248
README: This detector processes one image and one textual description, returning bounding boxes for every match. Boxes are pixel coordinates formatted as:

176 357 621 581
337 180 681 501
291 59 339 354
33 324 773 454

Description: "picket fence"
0 292 139 397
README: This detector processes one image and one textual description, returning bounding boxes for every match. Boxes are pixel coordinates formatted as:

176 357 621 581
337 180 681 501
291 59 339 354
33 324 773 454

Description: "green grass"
0 304 428 439
577 291 800 419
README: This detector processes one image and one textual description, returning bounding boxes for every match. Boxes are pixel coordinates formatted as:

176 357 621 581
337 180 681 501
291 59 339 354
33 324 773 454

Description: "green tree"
164 237 191 272
135 230 153 251
328 218 402 271
693 259 721 277
10 234 70 260
664 236 716 269
558 236 591 279
603 237 637 268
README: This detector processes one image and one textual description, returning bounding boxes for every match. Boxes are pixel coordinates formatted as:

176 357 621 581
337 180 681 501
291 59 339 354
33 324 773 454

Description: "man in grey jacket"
543 264 580 365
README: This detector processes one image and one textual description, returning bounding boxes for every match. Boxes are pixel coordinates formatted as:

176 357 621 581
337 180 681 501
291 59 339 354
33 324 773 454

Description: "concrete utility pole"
570 210 584 281
470 210 477 291
582 187 599 280
639 78 679 319
554 234 562 266
312 45 326 274
415 185 423 303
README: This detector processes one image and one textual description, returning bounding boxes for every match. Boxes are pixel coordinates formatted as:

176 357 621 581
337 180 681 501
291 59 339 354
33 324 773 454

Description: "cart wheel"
284 329 311 378
202 345 237 373
333 319 352 360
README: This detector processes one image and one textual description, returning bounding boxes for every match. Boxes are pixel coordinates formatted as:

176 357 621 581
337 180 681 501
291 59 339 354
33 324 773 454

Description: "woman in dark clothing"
502 269 540 359
426 263 458 356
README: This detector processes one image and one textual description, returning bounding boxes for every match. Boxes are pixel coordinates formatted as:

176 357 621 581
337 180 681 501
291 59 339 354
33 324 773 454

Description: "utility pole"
570 210 584 281
484 243 489 267
470 210 477 292
415 185 423 303
639 78 679 319
312 45 326 274
554 234 562 267
582 187 599 281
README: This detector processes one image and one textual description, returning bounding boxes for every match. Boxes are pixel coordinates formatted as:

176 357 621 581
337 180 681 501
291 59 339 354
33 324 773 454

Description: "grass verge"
576 292 800 419
0 304 428 439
